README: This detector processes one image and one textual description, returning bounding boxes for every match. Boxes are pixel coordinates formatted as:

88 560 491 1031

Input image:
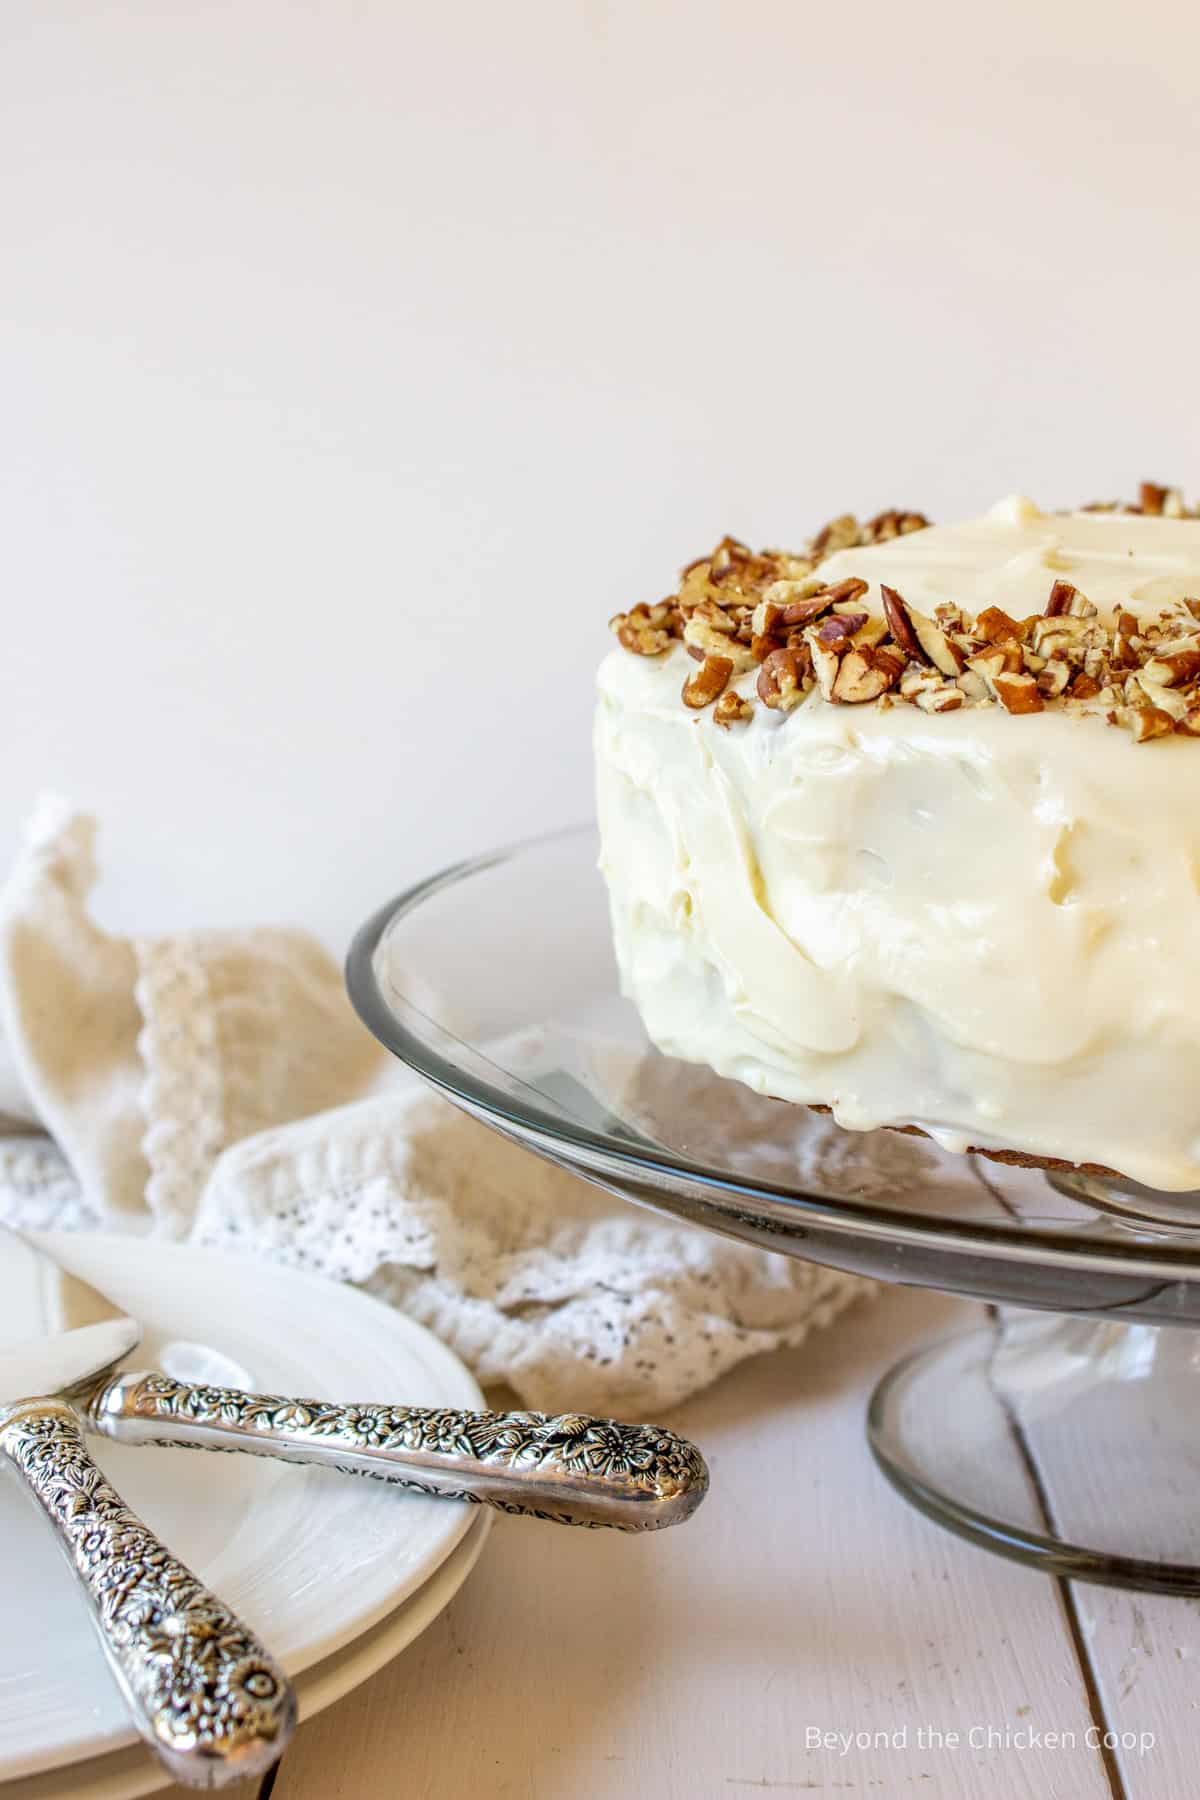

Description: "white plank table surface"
185 1284 1200 1800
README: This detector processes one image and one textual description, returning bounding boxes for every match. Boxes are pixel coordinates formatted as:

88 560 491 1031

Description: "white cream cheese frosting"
595 498 1200 1190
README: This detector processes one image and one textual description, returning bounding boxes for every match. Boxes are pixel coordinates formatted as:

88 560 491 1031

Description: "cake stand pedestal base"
868 1310 1200 1594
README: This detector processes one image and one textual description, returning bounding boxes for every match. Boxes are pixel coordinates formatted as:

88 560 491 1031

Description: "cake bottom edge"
804 1106 1120 1180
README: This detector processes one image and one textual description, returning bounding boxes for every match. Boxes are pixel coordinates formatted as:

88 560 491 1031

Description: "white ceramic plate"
0 1233 485 1785
5 1509 491 1800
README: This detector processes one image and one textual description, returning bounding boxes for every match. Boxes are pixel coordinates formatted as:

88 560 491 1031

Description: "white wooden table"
211 1286 1194 1800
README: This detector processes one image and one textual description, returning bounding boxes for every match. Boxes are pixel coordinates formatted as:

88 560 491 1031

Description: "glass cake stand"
347 824 1200 1595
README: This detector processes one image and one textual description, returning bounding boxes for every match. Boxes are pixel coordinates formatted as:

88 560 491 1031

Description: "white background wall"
3 0 1198 947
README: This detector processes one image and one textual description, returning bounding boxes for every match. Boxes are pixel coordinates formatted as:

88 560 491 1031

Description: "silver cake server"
0 1228 296 1790
9 1228 708 1532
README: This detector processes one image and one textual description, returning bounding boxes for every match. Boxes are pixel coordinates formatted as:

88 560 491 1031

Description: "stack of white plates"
1 1237 490 1799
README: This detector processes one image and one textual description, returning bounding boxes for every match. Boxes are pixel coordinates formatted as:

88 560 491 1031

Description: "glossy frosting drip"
596 499 1200 1189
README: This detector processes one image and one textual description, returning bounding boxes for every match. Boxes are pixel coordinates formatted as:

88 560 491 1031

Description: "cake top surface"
606 486 1200 743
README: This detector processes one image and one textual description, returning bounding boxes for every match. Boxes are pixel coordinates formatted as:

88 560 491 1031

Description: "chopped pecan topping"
613 490 1200 741
1081 481 1197 518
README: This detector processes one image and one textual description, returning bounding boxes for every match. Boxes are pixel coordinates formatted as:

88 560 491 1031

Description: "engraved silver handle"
87 1373 709 1531
0 1400 296 1790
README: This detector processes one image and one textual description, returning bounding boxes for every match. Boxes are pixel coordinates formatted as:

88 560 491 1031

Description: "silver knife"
0 1229 296 1790
9 1227 709 1531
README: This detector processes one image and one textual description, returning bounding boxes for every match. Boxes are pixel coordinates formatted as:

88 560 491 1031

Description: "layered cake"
596 485 1200 1192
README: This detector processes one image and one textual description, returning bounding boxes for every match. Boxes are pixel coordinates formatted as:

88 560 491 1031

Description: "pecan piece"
1030 616 1088 662
956 668 990 701
898 665 940 701
713 690 754 729
778 577 867 630
804 627 843 701
709 536 752 581
880 585 964 675
689 598 736 633
880 584 924 663
757 577 823 621
991 672 1044 715
815 611 869 647
1139 482 1168 516
975 606 1022 644
610 605 673 655
1143 644 1200 687
1131 673 1189 720
811 514 860 560
831 648 895 704
968 649 1008 690
915 684 965 714
872 647 907 684
823 578 870 607
1037 661 1071 698
1067 672 1102 701
756 648 806 711
780 593 837 628
683 613 757 671
1110 614 1139 669
681 654 733 708
615 620 671 655
1129 705 1175 742
861 509 930 543
912 612 966 677
1044 580 1078 618
750 599 786 637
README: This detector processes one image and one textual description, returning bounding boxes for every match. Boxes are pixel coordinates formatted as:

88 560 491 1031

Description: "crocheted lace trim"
133 936 224 1237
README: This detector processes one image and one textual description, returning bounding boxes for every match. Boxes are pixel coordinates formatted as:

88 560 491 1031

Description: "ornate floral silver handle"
83 1373 710 1530
0 1400 296 1789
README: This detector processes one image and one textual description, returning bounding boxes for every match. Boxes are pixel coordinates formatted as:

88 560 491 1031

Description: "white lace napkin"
0 800 876 1414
